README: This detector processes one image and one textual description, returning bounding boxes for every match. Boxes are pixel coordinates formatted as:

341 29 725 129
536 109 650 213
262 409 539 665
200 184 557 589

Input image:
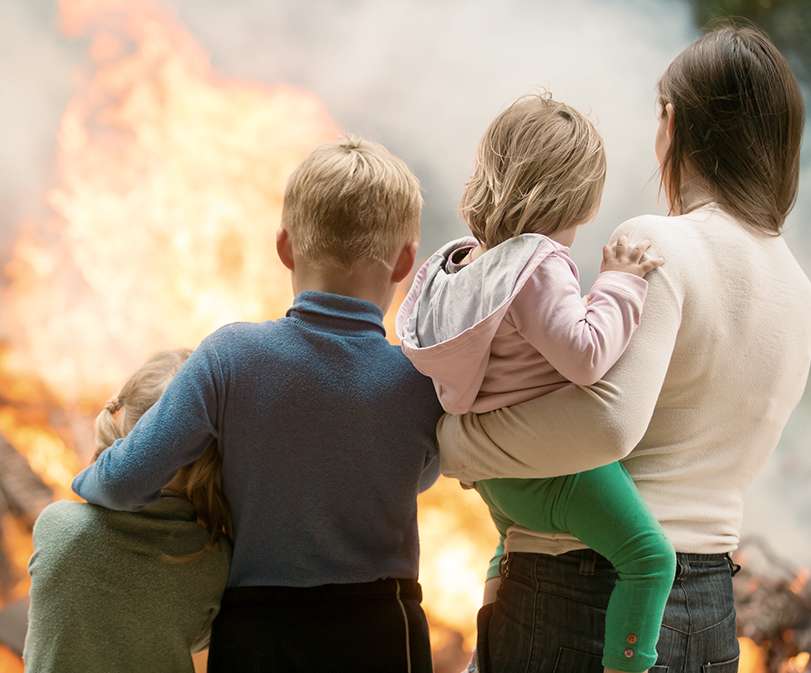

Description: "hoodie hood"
396 234 557 414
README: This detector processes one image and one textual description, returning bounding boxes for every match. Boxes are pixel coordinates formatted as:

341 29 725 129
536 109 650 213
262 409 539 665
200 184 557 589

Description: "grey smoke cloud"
1 0 810 565
0 1 78 241
164 0 696 267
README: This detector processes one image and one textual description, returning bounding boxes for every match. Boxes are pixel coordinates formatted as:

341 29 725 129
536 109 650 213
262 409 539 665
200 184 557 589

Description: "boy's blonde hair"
281 135 423 270
95 350 232 555
463 93 606 249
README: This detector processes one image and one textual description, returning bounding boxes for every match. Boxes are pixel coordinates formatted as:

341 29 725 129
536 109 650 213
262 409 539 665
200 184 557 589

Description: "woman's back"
618 205 811 552
443 203 811 558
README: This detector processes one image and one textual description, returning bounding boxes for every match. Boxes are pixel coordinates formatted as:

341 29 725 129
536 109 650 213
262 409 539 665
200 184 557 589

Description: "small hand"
600 235 664 278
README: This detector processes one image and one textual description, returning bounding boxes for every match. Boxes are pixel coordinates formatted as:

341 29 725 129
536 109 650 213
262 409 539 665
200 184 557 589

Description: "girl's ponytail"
93 349 232 559
93 399 125 460
176 442 234 556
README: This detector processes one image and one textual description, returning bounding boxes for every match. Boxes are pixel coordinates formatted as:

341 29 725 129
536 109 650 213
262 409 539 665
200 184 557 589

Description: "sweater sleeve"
418 447 441 493
437 219 681 481
508 252 648 385
72 337 223 511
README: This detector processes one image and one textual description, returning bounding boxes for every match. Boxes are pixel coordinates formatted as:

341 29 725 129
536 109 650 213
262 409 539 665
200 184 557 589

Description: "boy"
72 136 443 672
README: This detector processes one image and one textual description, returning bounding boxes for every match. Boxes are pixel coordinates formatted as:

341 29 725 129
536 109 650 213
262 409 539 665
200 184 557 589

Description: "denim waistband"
674 552 741 580
559 549 733 564
222 578 423 605
503 549 739 580
554 549 730 562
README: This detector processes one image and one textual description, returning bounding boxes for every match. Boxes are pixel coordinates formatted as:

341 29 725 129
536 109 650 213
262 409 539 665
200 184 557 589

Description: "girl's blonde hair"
463 93 606 250
94 349 232 555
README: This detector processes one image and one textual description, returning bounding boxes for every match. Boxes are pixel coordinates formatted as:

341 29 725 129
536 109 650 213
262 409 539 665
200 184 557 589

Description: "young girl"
396 94 675 673
24 349 232 673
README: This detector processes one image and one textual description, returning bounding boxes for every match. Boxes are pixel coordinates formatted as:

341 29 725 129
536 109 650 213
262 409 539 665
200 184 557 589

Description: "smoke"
160 0 697 272
0 1 80 243
2 0 811 564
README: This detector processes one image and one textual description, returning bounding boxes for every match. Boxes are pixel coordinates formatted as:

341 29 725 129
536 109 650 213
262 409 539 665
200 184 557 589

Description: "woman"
439 24 811 673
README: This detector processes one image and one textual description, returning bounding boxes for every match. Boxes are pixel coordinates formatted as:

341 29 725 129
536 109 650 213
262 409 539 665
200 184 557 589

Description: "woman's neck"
672 169 714 215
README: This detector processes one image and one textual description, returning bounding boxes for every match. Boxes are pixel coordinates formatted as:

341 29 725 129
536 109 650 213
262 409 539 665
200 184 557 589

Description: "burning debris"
0 435 53 598
734 538 811 673
0 433 51 664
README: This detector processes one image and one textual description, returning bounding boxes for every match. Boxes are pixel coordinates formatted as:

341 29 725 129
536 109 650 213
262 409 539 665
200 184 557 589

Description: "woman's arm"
438 224 681 482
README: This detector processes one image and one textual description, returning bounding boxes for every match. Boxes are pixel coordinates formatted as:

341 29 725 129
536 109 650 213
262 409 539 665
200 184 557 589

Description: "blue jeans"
482 550 740 673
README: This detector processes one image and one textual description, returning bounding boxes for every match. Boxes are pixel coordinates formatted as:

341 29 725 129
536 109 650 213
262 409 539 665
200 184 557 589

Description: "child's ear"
391 241 419 283
276 228 295 270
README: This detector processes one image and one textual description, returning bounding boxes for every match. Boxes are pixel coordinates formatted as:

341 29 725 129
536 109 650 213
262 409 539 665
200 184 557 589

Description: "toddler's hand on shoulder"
601 235 664 278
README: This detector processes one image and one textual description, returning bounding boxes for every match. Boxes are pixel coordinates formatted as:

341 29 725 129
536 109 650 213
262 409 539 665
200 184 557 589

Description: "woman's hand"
601 235 664 278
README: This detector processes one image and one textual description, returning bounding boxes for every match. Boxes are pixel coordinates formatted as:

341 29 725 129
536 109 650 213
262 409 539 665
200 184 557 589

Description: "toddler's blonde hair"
94 349 232 555
281 135 423 270
463 93 606 249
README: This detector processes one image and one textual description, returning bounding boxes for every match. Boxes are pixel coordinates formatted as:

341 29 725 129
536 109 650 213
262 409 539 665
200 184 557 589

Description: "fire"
0 0 492 666
4 0 339 409
9 4 805 671
784 652 811 673
417 478 496 648
739 637 769 673
789 568 810 595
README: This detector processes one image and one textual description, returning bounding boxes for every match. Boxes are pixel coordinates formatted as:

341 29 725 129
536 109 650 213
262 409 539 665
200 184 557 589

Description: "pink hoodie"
395 234 648 415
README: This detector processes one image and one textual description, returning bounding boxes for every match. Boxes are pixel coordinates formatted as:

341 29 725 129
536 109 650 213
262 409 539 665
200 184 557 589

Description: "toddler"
396 94 675 673
25 349 232 673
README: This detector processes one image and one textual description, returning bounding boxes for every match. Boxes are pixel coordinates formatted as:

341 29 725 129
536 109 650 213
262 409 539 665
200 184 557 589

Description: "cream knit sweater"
438 205 811 555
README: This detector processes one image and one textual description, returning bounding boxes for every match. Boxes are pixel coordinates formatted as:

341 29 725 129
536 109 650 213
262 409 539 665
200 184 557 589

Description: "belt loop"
579 550 596 576
675 555 690 582
726 553 742 577
499 553 510 579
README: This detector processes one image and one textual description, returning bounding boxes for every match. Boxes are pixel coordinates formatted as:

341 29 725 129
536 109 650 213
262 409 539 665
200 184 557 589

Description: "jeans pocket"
476 603 494 673
552 646 603 673
702 654 740 672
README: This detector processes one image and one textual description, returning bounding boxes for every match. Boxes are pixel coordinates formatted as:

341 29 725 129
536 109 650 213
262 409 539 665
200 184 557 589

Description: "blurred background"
0 0 809 670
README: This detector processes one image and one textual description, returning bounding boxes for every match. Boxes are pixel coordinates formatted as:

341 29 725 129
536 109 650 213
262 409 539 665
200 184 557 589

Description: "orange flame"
789 567 810 595
0 0 493 662
418 478 496 648
739 637 769 673
783 651 811 673
4 0 339 411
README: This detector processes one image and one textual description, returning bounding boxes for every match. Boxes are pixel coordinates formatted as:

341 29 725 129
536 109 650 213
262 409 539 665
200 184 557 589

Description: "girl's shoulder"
32 500 110 554
35 500 94 529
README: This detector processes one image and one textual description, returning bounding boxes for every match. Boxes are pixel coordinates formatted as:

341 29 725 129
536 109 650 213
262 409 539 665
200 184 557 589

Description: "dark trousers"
480 550 740 673
207 578 433 673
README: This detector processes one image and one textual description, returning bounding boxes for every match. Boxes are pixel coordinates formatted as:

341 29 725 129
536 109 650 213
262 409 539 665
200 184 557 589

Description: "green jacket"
25 493 230 673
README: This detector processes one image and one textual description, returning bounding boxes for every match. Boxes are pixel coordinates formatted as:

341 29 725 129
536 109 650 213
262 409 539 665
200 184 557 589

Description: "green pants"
476 462 676 672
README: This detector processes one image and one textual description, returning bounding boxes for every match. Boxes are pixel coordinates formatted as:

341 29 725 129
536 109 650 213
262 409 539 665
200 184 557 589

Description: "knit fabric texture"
25 494 230 673
73 291 442 587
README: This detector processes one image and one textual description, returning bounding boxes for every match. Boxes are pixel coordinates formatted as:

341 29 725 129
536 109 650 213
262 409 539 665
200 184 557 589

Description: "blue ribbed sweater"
73 291 443 588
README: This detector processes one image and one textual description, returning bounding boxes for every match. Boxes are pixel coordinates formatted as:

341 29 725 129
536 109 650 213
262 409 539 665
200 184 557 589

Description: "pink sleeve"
508 252 648 385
